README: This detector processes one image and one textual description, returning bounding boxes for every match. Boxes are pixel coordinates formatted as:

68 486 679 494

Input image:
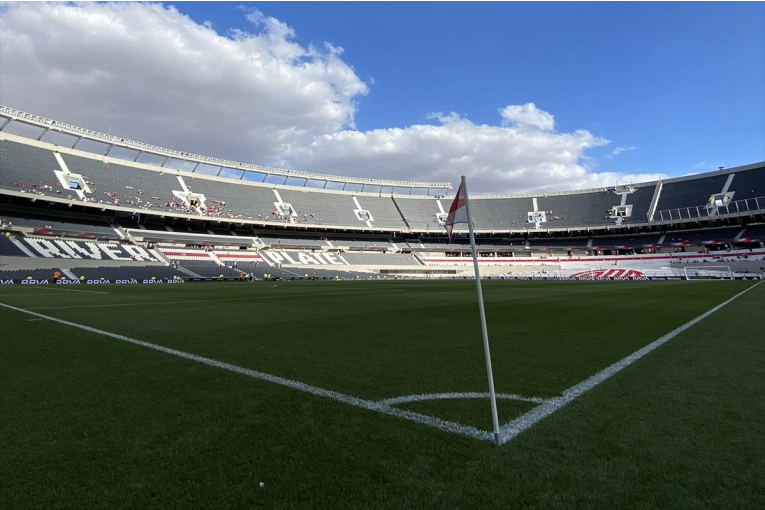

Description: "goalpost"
682 265 733 280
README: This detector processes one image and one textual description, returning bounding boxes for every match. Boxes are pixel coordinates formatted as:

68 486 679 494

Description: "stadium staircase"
647 180 663 222
175 266 203 278
390 197 411 228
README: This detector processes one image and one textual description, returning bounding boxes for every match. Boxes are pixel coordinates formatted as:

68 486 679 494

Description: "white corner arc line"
379 392 548 406
498 281 762 445
0 302 491 443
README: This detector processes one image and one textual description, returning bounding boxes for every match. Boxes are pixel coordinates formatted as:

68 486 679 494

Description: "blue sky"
1 2 763 193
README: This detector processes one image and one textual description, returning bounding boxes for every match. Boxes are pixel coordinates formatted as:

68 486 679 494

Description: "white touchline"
497 280 763 445
0 301 491 443
10 286 109 294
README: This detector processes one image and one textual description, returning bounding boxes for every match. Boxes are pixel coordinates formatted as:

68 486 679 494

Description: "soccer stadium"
1 104 764 508
1 105 764 284
2 2 764 508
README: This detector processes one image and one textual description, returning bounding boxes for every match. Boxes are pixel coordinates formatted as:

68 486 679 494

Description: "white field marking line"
379 392 549 406
0 302 492 444
7 286 109 294
25 289 407 310
497 280 763 446
0 293 92 297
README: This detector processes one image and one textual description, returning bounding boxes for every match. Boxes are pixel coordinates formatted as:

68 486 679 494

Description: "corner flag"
444 181 468 241
448 176 501 445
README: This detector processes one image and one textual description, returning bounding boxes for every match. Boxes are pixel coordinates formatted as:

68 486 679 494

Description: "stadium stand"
590 233 663 246
14 237 160 262
326 237 391 250
2 109 765 283
0 139 61 194
664 227 743 246
536 190 638 228
340 252 422 266
182 174 277 220
392 197 442 230
0 234 30 257
277 189 363 226
0 211 118 237
130 229 253 246
0 268 62 281
728 165 765 201
740 224 765 241
465 197 532 230
170 261 241 279
654 173 729 218
354 196 408 228
60 152 180 210
528 237 590 249
69 266 186 281
257 235 328 249
623 184 657 223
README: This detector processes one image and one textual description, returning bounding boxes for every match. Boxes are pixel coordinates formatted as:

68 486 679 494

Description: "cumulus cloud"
499 103 555 131
0 2 667 193
0 2 367 161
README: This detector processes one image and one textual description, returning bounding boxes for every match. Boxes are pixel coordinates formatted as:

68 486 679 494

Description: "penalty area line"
0 301 492 444
497 280 763 445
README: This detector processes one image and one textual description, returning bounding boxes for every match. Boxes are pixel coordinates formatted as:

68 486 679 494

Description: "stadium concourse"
1 105 765 284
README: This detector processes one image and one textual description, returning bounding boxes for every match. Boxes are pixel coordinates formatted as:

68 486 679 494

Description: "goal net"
682 265 733 280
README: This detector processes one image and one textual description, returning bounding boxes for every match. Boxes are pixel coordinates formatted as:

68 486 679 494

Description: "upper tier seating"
655 174 729 218
466 197 533 229
278 189 363 227
3 137 763 234
0 140 62 195
536 191 632 228
728 165 765 201
354 196 407 228
183 174 277 220
393 197 442 230
61 152 180 209
625 185 657 223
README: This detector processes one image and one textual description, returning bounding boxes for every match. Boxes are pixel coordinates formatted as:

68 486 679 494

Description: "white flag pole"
460 175 501 445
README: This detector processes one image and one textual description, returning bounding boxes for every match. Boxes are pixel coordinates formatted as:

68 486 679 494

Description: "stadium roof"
0 105 452 194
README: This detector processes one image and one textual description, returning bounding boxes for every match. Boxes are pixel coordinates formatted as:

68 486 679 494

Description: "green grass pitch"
1 280 763 509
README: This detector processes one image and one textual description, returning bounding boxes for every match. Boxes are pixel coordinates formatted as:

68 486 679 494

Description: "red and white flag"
444 181 468 240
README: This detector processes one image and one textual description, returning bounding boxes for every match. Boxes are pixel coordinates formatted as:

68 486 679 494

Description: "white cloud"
0 2 668 194
606 145 636 158
499 103 555 131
